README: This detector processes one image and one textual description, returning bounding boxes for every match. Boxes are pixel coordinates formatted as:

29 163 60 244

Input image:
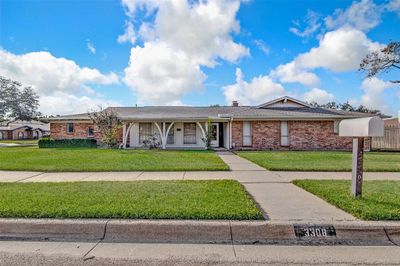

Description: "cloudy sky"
1 0 399 115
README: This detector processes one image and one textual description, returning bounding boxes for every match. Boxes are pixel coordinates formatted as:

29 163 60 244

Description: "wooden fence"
371 127 400 151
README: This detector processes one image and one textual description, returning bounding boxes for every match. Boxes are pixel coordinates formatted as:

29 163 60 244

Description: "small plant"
201 118 214 150
88 107 122 148
143 134 161 149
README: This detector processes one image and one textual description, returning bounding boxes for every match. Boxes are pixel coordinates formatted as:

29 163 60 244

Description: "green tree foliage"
309 101 381 115
88 107 122 148
0 76 40 122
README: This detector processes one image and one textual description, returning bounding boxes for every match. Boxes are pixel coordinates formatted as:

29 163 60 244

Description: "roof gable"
256 96 311 109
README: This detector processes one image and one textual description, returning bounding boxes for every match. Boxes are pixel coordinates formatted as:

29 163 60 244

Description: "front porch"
121 119 232 150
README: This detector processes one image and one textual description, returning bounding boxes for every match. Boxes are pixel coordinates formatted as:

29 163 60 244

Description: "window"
333 120 339 134
87 127 94 138
243 121 252 146
67 123 74 134
18 132 24 139
0 132 3 140
139 123 152 144
166 123 174 144
281 121 289 146
184 123 196 144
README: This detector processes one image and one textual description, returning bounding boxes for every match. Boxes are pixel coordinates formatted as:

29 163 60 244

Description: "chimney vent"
232 100 239 107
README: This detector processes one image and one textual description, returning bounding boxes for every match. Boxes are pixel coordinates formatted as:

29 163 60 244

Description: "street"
0 241 399 265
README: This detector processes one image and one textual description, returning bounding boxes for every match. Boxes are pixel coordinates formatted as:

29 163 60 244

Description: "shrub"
38 138 97 148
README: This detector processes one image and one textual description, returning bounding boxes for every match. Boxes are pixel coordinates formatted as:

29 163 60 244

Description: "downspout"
229 117 233 150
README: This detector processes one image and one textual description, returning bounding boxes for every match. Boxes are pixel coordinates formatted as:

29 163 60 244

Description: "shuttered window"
281 121 289 146
243 121 252 146
184 123 196 144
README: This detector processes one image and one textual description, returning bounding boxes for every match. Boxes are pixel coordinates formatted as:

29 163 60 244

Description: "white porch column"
122 122 134 149
153 121 174 150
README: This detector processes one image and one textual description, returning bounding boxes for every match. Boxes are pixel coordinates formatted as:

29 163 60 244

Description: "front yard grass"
238 151 400 172
0 180 263 220
0 147 229 172
293 180 400 220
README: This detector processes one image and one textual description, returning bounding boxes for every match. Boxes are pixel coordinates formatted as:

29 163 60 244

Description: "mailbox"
339 116 384 137
338 116 384 197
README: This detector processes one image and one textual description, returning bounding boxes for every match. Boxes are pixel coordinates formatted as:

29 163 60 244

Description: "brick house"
49 96 374 150
0 120 50 140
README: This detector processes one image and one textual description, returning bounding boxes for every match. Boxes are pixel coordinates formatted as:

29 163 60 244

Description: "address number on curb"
294 224 336 238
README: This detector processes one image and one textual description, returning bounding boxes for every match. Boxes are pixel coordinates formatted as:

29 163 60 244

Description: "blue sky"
0 0 399 115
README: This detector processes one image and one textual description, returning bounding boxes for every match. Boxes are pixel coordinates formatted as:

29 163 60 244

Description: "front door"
210 123 219 147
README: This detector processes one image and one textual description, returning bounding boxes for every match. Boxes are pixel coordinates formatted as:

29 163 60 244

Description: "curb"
0 219 399 246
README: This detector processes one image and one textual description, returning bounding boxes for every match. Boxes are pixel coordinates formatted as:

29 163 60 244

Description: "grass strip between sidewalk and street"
293 180 400 220
0 147 229 172
238 151 400 172
0 180 263 220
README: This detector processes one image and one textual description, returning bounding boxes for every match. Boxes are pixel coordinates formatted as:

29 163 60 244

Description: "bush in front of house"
38 138 97 148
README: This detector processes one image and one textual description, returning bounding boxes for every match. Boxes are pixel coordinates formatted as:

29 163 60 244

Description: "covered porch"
121 118 232 150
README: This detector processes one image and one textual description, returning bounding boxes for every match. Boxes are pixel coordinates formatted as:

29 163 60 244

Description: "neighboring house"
371 117 400 151
0 120 50 140
48 96 375 151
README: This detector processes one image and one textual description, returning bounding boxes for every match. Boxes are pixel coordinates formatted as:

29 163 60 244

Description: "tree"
0 76 40 122
360 41 400 83
88 107 122 148
309 101 381 115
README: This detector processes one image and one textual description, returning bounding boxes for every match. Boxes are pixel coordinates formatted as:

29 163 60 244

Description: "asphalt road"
0 241 399 265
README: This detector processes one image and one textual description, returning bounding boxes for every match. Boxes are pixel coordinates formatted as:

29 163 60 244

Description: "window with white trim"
280 121 289 146
184 123 196 144
166 123 174 144
66 123 74 134
139 123 153 144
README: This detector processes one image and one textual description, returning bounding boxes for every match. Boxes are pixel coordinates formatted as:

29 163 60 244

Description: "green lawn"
0 180 263 220
0 147 228 172
238 151 400 172
0 139 38 145
293 180 400 220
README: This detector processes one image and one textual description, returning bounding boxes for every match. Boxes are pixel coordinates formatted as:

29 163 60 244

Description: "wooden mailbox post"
339 117 384 197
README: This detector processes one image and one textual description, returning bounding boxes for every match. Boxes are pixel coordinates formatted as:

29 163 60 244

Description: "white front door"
243 121 252 146
210 123 219 147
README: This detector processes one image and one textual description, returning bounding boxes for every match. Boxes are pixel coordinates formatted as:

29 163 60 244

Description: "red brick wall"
232 120 354 151
12 128 32 140
288 121 352 150
231 121 243 148
252 121 281 149
50 122 123 144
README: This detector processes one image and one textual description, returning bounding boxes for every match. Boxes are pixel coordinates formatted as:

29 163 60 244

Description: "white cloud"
325 0 381 32
290 10 322 38
360 77 394 113
117 21 137 44
0 49 118 95
271 61 320 86
122 0 249 105
297 27 382 72
123 42 206 105
253 39 270 55
86 40 96 54
303 88 334 104
39 92 122 116
222 68 286 105
386 0 400 15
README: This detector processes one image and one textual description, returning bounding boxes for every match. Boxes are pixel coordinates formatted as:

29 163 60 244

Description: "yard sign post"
339 117 384 198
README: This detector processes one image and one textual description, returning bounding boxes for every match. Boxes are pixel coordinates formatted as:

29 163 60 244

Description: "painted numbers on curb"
294 224 336 238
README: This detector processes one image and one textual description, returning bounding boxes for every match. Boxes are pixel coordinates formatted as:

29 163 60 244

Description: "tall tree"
0 76 40 122
360 41 400 83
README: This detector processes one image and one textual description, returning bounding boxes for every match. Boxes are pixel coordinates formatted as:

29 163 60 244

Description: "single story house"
0 120 50 140
49 96 374 151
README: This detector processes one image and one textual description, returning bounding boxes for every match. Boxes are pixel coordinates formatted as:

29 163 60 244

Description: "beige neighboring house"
0 120 50 140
